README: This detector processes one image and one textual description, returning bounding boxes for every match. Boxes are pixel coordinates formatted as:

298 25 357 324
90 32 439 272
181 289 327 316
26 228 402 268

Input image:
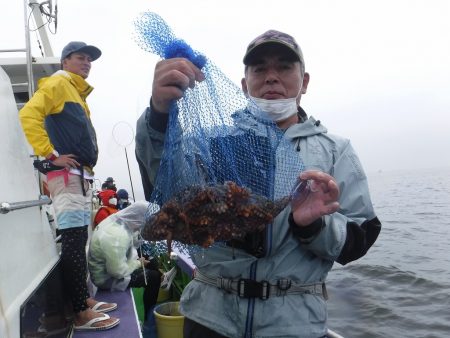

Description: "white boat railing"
0 195 51 214
327 328 345 338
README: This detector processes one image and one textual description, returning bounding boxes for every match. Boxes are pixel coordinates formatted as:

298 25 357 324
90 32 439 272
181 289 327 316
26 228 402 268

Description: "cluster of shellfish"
141 181 290 251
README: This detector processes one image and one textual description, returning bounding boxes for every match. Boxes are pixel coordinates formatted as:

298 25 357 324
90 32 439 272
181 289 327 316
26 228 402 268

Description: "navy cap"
60 41 102 62
117 189 129 199
243 30 304 67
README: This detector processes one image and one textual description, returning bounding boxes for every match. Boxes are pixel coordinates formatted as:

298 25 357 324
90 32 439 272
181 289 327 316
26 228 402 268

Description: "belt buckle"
276 279 292 296
237 279 270 300
259 280 270 300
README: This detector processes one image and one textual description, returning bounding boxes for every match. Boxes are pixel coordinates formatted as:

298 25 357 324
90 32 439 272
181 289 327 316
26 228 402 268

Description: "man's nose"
264 69 279 84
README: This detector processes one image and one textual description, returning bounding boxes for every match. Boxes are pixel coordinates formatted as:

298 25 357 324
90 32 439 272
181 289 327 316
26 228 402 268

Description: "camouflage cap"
243 30 304 67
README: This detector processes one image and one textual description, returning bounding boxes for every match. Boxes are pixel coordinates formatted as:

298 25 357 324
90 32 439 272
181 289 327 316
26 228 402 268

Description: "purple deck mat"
73 288 141 338
172 247 195 277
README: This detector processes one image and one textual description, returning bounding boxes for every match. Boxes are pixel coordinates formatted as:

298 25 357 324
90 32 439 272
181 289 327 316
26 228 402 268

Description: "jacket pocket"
304 294 327 324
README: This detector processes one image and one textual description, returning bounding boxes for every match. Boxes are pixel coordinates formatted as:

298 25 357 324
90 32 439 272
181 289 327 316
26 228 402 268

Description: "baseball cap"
243 30 304 67
117 189 129 199
106 177 114 182
60 41 102 62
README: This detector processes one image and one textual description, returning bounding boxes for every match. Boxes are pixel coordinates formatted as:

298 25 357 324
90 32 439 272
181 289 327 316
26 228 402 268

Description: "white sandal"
91 301 117 313
73 313 120 331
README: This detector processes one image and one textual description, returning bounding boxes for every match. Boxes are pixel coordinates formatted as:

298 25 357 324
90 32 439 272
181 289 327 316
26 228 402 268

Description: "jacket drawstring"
295 137 301 152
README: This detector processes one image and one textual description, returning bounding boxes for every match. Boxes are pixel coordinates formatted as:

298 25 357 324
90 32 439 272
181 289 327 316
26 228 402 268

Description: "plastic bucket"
153 301 184 338
157 287 170 303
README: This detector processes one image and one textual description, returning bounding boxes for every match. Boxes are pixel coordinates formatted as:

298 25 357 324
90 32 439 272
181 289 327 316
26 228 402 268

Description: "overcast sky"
2 0 450 201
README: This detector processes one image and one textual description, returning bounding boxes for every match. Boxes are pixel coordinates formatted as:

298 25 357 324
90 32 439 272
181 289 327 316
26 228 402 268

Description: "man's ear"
301 72 310 94
241 78 248 96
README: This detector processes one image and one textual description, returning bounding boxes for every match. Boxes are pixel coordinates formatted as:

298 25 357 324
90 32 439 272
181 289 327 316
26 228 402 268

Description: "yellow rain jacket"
19 70 98 168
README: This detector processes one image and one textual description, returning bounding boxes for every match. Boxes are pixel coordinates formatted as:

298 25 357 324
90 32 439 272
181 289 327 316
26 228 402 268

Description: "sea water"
327 167 450 338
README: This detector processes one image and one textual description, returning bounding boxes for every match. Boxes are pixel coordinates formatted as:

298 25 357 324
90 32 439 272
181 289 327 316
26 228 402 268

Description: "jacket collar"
52 70 94 98
285 114 327 139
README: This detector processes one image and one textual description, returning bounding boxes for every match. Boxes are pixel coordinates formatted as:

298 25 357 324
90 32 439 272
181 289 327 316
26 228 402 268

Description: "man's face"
62 52 92 79
242 49 308 102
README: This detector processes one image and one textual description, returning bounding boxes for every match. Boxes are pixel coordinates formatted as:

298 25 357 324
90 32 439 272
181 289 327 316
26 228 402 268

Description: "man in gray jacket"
136 30 381 338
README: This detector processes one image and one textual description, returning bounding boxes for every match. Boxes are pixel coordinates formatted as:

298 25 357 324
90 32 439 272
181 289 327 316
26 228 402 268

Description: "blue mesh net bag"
134 12 308 253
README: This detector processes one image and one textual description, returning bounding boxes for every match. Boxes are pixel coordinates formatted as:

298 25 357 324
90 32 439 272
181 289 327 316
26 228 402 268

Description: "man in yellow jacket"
19 41 119 331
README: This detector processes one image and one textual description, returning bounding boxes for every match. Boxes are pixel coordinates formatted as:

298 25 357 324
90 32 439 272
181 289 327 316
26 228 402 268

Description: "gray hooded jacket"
136 107 380 338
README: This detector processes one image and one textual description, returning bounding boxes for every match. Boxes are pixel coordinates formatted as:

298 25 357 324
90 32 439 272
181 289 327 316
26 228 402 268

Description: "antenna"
39 0 58 33
39 0 57 19
54 0 58 32
38 0 51 15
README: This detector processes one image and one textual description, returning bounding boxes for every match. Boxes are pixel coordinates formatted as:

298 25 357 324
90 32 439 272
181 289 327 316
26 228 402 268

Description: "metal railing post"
0 195 51 214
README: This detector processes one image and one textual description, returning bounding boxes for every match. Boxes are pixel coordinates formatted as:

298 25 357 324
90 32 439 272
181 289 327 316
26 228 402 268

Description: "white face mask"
248 96 298 122
108 197 117 206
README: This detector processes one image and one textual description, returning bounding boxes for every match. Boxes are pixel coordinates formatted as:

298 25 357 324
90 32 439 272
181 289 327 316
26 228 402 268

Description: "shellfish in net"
141 181 293 252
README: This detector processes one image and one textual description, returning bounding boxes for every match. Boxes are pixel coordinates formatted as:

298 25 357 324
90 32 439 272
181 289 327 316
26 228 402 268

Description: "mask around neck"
248 96 298 122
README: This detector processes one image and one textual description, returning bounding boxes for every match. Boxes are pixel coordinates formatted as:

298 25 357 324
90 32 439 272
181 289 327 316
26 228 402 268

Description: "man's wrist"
148 99 169 133
46 150 59 161
289 213 324 239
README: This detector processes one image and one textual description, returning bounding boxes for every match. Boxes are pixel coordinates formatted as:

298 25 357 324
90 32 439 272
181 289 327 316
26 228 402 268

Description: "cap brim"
243 41 300 65
77 45 102 61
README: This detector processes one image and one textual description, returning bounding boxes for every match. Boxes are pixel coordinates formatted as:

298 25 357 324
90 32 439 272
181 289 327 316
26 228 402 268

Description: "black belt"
194 270 328 300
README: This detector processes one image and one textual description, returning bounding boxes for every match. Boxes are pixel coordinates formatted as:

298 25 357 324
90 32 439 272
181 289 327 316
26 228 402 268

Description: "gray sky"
2 0 450 201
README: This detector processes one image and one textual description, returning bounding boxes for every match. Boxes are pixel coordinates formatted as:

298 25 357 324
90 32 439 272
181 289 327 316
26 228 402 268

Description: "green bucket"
153 301 184 338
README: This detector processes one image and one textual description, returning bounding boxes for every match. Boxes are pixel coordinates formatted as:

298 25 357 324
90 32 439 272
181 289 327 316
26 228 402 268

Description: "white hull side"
0 66 59 338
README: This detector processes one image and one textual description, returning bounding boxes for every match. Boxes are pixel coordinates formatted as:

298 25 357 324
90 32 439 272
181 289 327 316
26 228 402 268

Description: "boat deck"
72 289 141 338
